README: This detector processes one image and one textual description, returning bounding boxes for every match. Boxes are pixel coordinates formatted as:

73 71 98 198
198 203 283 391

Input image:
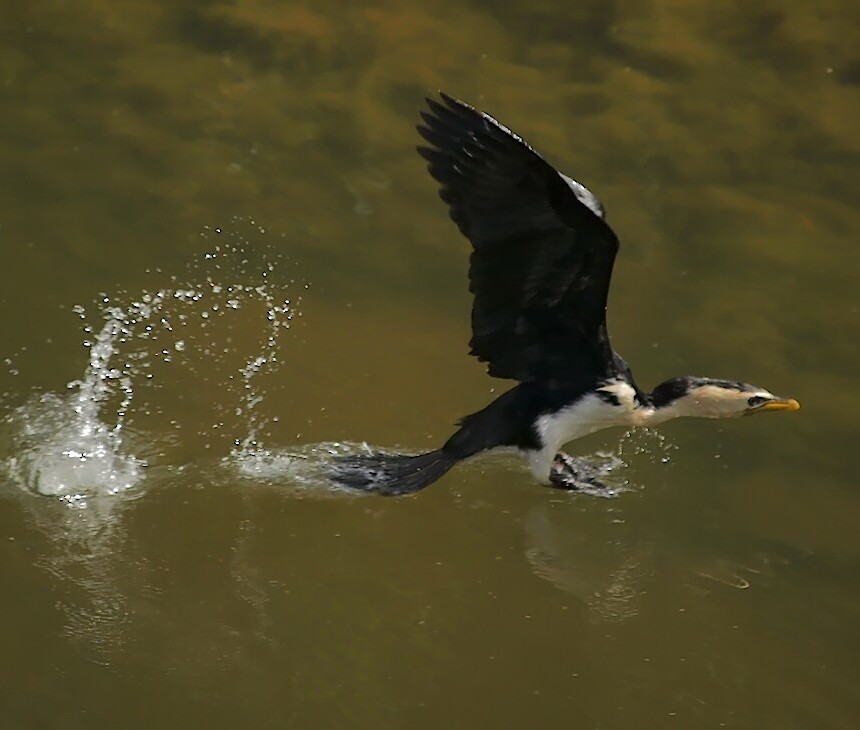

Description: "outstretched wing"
417 93 620 383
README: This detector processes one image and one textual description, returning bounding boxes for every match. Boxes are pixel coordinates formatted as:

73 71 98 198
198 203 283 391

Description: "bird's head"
649 376 800 419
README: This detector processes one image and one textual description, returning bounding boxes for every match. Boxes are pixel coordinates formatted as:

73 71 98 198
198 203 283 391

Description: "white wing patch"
560 174 605 219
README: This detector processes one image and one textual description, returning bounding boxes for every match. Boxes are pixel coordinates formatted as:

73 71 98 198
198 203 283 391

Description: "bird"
329 92 800 495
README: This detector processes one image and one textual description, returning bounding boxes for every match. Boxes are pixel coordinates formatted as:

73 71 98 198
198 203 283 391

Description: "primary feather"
417 92 620 383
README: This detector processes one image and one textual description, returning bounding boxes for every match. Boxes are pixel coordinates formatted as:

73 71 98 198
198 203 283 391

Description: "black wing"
417 93 620 383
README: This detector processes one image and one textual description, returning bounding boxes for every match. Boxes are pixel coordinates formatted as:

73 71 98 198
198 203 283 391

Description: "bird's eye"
747 396 769 407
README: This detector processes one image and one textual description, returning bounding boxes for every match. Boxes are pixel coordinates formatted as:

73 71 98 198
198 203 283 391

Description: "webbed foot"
548 451 620 495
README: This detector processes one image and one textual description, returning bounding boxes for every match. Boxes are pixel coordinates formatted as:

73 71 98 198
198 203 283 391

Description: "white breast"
525 380 653 482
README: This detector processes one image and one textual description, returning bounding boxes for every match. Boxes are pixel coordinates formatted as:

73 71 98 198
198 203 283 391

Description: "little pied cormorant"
330 93 800 495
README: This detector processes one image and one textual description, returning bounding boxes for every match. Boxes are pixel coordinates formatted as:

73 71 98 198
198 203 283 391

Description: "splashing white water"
228 441 374 496
4 297 147 505
1 224 301 507
231 281 293 459
4 391 144 506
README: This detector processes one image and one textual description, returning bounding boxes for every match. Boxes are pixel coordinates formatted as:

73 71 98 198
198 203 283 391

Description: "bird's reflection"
523 504 652 623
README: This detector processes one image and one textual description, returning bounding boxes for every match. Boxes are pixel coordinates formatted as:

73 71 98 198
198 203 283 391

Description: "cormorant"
330 93 800 495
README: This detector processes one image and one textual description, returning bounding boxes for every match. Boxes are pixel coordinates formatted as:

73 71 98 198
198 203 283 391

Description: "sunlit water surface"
1 2 858 729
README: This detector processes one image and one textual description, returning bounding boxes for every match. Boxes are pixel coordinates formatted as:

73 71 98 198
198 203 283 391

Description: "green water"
1 2 858 728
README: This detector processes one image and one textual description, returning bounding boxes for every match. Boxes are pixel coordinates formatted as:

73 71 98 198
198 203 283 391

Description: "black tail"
327 449 458 495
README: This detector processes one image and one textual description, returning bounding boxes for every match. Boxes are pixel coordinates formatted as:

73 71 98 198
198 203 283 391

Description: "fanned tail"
327 449 458 495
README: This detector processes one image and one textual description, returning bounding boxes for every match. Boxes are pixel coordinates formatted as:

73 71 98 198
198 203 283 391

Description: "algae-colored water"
1 2 858 728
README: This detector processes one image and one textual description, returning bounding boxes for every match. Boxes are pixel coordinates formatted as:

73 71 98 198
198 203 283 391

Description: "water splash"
616 426 678 464
4 295 147 506
228 441 375 496
4 391 144 506
231 281 294 459
1 222 302 507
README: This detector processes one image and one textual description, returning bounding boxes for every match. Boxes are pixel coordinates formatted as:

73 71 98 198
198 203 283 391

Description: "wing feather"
418 93 621 382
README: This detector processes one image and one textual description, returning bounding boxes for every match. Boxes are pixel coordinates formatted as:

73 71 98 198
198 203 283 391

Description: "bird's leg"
549 451 611 492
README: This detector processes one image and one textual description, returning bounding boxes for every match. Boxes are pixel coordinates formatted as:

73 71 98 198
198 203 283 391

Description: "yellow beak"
757 398 801 413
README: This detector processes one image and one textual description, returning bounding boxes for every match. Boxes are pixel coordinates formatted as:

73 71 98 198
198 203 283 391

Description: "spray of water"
616 426 678 464
4 298 146 506
1 223 302 507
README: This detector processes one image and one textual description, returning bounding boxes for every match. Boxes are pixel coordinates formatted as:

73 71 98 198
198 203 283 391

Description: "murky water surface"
1 2 858 728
